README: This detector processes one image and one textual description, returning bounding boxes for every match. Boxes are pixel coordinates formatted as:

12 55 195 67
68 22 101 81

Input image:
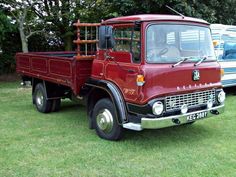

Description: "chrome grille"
166 90 215 111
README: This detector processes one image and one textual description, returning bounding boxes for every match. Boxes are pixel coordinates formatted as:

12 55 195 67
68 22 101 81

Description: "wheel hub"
96 109 114 133
36 90 44 108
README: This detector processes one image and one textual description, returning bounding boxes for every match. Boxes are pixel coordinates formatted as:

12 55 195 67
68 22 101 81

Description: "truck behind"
211 24 236 87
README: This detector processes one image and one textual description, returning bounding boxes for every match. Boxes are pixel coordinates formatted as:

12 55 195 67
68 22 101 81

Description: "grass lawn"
0 81 236 177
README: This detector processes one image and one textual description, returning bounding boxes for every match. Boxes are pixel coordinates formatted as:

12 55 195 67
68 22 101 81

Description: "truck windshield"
146 24 216 63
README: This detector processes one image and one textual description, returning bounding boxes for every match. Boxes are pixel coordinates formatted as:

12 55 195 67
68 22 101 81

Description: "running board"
122 123 142 131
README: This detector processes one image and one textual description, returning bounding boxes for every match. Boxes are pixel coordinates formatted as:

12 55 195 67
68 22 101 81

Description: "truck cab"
87 15 225 139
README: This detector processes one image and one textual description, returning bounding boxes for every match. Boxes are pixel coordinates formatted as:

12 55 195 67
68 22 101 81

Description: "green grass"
0 81 236 177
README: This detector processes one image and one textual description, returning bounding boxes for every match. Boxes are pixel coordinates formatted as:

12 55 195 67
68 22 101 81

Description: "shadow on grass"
60 102 83 112
122 123 213 147
42 99 86 114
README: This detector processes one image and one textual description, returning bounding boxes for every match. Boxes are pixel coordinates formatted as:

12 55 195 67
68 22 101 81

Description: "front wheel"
92 98 124 141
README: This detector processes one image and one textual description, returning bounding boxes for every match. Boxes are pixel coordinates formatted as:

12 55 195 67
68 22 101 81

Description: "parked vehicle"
16 15 225 140
211 24 236 87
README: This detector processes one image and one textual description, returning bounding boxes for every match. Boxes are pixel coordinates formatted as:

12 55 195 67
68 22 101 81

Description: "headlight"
217 90 225 103
152 101 164 115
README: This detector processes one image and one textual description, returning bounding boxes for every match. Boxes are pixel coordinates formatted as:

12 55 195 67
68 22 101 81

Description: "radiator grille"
165 90 215 111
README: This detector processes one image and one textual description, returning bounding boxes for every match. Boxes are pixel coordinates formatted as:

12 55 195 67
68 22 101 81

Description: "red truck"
16 14 225 140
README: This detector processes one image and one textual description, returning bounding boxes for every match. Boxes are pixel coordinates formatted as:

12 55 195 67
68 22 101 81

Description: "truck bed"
16 51 93 94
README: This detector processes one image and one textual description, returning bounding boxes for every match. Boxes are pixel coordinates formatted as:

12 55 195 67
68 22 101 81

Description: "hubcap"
36 90 44 108
96 109 114 133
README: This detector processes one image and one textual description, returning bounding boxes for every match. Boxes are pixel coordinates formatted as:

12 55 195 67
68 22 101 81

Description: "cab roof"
103 14 209 25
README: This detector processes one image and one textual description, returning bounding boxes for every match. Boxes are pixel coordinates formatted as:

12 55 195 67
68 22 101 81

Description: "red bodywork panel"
103 14 208 25
140 62 221 103
16 51 93 95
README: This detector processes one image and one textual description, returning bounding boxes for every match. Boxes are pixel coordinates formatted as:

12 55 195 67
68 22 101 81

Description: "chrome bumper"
123 105 224 131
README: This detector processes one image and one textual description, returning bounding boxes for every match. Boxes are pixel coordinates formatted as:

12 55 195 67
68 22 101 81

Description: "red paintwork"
103 14 208 25
140 62 221 103
16 14 222 106
16 51 93 95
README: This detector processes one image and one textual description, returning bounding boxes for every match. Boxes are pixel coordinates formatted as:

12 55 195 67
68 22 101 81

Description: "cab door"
104 25 142 103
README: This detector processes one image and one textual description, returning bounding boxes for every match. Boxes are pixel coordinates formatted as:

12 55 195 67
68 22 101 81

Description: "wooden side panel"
49 59 72 77
31 57 47 73
16 52 94 95
16 56 30 71
16 53 74 88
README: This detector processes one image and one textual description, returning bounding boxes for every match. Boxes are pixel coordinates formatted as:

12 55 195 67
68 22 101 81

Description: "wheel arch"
86 78 128 129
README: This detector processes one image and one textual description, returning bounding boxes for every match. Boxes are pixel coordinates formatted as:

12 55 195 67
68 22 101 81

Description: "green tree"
107 0 236 25
0 10 13 49
0 0 44 53
29 0 113 51
0 9 19 74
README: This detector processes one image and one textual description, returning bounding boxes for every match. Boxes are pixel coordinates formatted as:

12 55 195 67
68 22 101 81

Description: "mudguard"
85 78 128 124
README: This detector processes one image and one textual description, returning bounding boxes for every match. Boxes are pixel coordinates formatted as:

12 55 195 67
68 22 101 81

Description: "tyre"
92 98 124 141
51 99 61 112
33 83 52 113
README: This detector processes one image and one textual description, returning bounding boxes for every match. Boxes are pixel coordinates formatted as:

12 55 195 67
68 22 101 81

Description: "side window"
132 30 141 63
114 27 132 52
113 27 141 63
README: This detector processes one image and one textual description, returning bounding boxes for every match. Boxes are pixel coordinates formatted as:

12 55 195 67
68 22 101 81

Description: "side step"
122 123 143 131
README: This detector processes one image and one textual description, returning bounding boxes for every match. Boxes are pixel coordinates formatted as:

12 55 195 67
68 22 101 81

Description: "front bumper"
123 105 224 131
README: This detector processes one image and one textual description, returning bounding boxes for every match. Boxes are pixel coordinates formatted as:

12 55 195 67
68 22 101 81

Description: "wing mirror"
99 26 115 49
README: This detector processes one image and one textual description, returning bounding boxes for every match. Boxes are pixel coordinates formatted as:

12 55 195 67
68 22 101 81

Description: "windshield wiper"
172 57 191 68
194 56 209 66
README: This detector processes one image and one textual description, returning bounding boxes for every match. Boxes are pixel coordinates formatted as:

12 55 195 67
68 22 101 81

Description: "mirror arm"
104 50 114 60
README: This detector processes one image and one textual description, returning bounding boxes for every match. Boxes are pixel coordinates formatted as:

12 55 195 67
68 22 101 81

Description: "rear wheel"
33 83 52 113
92 98 124 141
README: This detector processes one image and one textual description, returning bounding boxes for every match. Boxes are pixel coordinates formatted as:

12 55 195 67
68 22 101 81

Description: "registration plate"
187 111 208 121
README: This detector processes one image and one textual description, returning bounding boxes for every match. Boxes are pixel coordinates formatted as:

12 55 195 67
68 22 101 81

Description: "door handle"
127 69 135 73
